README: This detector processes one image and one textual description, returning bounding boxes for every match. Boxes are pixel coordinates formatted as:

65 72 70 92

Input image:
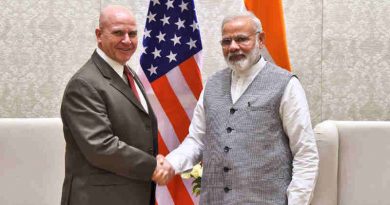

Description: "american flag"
138 0 203 204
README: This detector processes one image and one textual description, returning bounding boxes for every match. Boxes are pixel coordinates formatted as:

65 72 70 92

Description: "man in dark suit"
60 5 173 205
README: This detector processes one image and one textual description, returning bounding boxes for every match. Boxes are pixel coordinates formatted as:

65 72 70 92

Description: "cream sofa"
0 118 64 205
312 120 390 205
1 119 390 205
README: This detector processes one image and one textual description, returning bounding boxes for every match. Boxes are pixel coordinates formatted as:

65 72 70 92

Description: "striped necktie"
123 66 140 101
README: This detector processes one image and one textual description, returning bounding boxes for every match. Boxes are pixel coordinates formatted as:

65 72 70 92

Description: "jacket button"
223 167 230 172
224 146 230 153
230 108 236 114
226 127 233 133
224 187 231 193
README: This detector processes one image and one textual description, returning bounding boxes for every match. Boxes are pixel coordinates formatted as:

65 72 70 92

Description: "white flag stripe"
138 70 180 152
156 185 175 205
182 178 200 204
139 67 200 203
149 93 181 150
165 65 201 203
139 69 198 204
194 52 203 74
141 0 202 203
166 67 198 120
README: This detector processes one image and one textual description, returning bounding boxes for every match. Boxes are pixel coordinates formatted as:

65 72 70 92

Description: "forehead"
104 11 137 30
222 17 255 36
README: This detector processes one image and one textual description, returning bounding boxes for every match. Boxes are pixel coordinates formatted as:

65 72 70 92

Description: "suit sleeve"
61 77 156 181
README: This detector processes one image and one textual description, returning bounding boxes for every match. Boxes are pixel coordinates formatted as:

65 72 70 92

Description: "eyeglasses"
220 32 259 47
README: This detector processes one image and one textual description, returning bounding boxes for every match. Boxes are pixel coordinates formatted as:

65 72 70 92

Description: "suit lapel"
127 67 157 120
128 68 158 155
126 66 158 123
91 51 147 114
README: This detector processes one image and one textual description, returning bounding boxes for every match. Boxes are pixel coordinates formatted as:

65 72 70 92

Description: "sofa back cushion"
313 121 390 205
336 121 390 205
0 118 65 205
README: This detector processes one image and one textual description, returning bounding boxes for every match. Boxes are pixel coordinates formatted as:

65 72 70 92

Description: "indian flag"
244 0 291 71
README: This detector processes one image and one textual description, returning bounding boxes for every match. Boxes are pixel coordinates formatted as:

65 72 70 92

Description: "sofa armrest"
311 120 339 205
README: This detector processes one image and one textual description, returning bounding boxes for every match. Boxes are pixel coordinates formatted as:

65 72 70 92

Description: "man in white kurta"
165 12 319 205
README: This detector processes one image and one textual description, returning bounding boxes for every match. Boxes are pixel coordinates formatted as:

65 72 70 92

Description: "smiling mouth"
119 48 131 51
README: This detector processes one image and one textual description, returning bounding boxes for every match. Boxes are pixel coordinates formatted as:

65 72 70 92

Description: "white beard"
225 42 261 73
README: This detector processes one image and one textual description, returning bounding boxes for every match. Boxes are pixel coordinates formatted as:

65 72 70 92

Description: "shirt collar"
96 47 125 78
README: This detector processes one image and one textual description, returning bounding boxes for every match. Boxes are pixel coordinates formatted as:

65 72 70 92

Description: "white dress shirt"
166 57 319 205
96 48 148 113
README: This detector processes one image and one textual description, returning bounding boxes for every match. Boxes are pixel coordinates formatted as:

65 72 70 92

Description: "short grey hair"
221 11 263 33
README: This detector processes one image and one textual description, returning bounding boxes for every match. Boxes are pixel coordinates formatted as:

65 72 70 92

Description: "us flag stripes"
138 0 203 204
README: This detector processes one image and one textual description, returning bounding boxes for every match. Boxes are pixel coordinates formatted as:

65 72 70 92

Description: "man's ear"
95 28 102 43
258 32 265 48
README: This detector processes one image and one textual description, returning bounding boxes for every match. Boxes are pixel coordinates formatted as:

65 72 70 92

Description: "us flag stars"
175 18 185 30
140 1 203 204
178 1 189 12
151 0 160 6
166 51 177 62
170 34 181 46
148 64 158 75
140 0 202 82
186 38 197 49
146 12 156 23
152 48 161 59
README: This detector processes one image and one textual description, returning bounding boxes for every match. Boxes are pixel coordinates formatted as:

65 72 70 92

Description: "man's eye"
235 36 249 43
113 31 124 36
221 39 232 45
128 31 137 38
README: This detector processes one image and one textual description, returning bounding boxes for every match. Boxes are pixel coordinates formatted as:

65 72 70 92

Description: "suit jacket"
60 51 158 205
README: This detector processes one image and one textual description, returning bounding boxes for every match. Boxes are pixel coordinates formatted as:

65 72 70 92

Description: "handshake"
151 154 175 185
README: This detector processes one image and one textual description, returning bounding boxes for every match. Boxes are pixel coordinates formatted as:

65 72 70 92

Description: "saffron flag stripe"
178 56 203 99
151 76 191 142
244 0 291 70
166 67 198 120
138 71 180 152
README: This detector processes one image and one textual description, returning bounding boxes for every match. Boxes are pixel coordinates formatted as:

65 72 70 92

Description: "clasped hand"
152 154 175 185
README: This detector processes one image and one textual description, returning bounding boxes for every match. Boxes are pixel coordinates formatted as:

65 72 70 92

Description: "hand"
152 154 175 185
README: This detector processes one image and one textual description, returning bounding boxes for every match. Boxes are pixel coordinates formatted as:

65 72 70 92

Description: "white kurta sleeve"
166 90 206 174
280 77 319 205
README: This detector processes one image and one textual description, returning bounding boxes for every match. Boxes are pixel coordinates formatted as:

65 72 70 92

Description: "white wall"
1 0 389 125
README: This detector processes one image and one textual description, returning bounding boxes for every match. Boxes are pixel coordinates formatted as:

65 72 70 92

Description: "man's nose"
121 34 132 44
228 40 240 52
